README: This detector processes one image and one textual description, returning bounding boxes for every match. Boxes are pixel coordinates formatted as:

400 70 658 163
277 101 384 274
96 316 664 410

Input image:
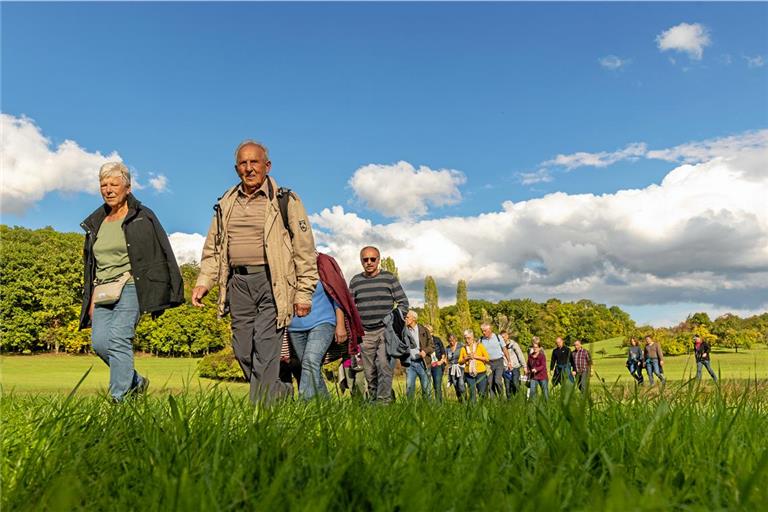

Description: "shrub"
197 346 244 381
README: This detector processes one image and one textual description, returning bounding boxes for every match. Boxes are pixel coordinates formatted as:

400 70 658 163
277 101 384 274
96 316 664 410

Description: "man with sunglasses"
349 246 409 403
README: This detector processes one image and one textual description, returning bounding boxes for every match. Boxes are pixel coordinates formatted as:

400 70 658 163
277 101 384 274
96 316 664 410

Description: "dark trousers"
228 272 288 403
431 364 444 402
504 367 522 398
487 358 505 398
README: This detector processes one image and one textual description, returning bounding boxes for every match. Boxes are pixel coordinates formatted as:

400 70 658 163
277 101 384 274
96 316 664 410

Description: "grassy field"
2 383 767 511
2 341 766 396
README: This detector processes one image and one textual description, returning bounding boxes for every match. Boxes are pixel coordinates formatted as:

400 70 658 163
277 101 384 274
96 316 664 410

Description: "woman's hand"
335 324 348 344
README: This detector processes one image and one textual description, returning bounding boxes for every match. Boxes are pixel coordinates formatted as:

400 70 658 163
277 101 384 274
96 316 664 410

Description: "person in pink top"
527 339 549 400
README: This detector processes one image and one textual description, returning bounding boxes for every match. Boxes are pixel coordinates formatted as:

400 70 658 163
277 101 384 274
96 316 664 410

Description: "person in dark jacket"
79 162 183 401
626 337 645 384
428 326 447 402
694 334 718 382
550 337 574 387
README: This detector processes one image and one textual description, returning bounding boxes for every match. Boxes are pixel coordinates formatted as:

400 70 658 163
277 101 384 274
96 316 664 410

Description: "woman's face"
100 175 130 210
533 345 541 355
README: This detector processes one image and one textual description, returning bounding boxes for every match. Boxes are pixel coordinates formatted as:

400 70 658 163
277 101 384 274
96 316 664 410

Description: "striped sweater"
349 270 409 330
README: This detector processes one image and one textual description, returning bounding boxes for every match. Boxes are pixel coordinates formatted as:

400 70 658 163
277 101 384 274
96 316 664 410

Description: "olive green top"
94 219 133 283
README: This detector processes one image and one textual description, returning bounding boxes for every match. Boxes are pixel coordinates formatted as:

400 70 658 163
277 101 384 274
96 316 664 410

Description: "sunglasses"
362 257 378 263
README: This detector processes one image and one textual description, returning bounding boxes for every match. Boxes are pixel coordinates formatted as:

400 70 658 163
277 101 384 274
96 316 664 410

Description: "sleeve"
391 276 409 315
550 349 556 370
196 213 221 291
287 193 319 305
659 345 664 361
149 210 185 306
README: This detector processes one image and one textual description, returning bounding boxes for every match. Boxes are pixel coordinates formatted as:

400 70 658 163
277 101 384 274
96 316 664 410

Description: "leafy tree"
455 280 473 335
422 276 441 334
380 256 399 279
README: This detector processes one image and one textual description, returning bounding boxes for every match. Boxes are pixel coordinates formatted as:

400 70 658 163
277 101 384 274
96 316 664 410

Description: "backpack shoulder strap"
276 187 294 239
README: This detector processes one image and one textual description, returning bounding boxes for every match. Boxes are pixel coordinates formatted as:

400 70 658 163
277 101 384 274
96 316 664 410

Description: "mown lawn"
2 383 766 511
2 342 765 396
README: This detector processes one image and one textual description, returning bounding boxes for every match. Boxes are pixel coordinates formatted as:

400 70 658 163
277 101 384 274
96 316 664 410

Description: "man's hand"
335 324 348 344
419 350 426 359
192 286 209 308
294 303 311 317
89 299 95 320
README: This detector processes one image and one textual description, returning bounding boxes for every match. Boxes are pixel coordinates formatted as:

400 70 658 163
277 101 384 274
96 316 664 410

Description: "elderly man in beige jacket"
192 140 318 403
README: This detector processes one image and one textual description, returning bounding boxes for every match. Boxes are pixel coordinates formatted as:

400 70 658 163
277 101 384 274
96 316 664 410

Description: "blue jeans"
504 367 522 398
647 359 665 385
431 364 444 402
464 373 487 403
289 323 335 399
697 359 718 382
553 363 575 386
529 378 549 400
406 359 431 399
628 360 644 384
448 367 466 401
91 283 143 401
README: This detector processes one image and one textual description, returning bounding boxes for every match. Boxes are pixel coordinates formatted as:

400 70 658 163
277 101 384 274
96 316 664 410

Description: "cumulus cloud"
312 144 768 315
348 161 466 218
744 55 765 68
656 22 711 60
599 55 630 70
0 113 169 213
168 232 206 265
1 113 121 213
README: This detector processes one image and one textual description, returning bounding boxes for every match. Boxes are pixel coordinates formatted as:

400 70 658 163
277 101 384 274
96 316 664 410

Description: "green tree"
422 276 441 334
456 280 473 335
380 256 399 279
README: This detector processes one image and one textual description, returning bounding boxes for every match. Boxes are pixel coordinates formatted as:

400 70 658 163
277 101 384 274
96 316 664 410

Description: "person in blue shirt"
288 280 346 399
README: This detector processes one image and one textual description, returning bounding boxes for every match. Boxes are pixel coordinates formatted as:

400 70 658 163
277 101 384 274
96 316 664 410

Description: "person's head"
359 246 380 276
532 339 541 355
463 329 475 344
234 140 271 193
645 335 653 344
406 310 418 328
574 339 583 350
99 162 131 210
500 330 509 342
480 323 493 339
556 337 564 348
630 337 638 347
448 333 458 345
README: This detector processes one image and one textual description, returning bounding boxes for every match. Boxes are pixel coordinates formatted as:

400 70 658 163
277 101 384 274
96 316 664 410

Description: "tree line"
1 226 764 356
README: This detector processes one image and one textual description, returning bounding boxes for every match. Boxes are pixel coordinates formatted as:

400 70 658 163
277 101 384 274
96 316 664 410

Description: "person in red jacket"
527 339 549 400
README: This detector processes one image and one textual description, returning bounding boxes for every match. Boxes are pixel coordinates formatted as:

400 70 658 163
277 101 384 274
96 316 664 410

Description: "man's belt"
231 265 268 275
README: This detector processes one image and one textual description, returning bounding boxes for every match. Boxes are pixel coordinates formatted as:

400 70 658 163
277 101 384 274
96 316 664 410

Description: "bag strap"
277 187 294 240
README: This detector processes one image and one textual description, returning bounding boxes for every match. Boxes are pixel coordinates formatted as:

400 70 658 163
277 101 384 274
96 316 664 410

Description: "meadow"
2 342 767 511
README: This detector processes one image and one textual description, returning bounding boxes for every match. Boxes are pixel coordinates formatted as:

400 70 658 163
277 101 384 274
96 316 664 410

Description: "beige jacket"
195 176 318 328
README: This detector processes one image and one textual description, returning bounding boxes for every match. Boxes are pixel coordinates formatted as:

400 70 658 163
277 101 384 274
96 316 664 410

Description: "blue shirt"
288 281 338 332
481 333 506 360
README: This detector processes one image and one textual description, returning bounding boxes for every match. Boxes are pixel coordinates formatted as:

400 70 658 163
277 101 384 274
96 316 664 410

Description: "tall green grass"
2 379 766 511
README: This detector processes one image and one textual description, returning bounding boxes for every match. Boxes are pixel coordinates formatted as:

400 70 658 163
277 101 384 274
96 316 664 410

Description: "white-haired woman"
79 162 183 401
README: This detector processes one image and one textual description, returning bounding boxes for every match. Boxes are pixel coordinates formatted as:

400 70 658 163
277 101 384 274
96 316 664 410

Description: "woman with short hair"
527 339 549 400
458 330 490 402
80 162 183 401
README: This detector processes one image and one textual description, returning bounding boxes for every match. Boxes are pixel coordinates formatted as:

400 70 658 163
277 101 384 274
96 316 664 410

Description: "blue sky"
2 2 767 326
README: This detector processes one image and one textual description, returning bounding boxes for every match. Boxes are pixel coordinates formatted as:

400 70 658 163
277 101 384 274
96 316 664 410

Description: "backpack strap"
276 187 294 239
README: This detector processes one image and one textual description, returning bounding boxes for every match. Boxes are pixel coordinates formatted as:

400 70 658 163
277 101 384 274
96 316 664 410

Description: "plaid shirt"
572 348 592 374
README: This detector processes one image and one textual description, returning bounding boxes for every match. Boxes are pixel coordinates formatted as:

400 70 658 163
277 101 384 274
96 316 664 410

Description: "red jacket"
317 253 364 354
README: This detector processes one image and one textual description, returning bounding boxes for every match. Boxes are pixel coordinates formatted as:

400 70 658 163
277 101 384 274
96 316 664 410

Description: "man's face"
360 249 379 275
556 337 564 347
235 144 271 192
501 332 509 342
481 326 492 338
574 341 582 350
406 314 416 327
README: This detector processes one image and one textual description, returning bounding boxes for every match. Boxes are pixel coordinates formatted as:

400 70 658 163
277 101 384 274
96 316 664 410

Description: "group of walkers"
80 139 718 404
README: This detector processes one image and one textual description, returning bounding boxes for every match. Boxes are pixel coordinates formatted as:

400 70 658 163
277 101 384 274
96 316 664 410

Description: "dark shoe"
136 376 150 395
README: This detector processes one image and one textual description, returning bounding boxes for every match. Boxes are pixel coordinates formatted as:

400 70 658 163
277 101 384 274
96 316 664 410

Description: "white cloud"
0 113 170 213
168 232 206 265
148 174 169 192
518 169 553 185
540 129 768 172
599 55 630 70
1 113 121 213
543 142 647 170
656 22 711 60
744 55 765 68
348 161 466 218
311 145 768 316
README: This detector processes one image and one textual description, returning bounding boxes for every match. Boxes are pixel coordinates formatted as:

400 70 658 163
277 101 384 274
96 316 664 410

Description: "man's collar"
237 178 270 198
